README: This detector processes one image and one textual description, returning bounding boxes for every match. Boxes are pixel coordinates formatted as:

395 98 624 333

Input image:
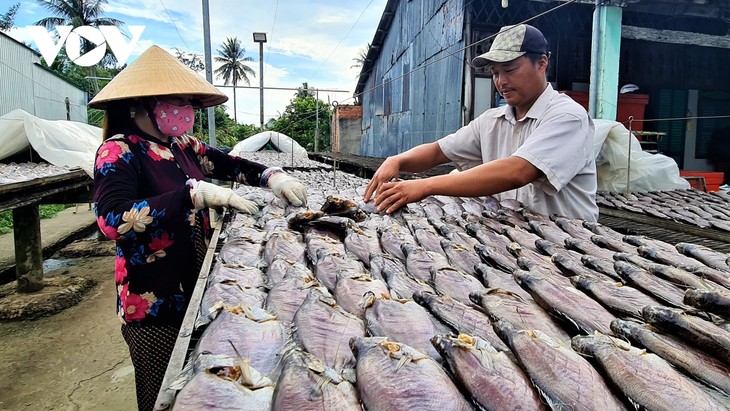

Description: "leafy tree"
34 0 124 93
269 83 332 152
193 106 258 150
214 37 255 124
0 3 19 32
174 47 205 72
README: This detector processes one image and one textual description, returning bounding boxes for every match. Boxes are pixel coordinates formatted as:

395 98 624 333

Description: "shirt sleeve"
512 112 594 194
437 118 484 171
177 135 268 186
93 139 194 241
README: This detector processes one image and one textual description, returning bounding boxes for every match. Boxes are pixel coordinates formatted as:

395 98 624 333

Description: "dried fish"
350 337 472 411
413 291 510 353
173 363 274 410
613 261 690 309
429 265 485 305
580 254 622 281
263 229 306 266
513 269 616 335
440 238 481 275
643 305 730 363
471 288 571 345
475 243 517 273
334 273 390 319
684 288 730 318
371 253 434 299
362 293 446 361
265 265 325 323
570 274 660 319
198 282 267 327
475 263 532 300
590 234 636 254
193 309 291 381
494 320 626 411
433 334 545 410
675 242 730 272
293 289 365 371
208 263 266 290
572 333 722 411
343 223 381 266
218 239 264 268
529 219 571 244
400 243 450 282
612 319 730 395
271 349 361 411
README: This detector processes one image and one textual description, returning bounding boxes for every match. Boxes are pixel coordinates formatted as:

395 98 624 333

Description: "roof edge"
354 0 399 97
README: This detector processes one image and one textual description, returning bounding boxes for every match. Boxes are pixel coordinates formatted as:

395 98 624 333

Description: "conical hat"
88 45 227 109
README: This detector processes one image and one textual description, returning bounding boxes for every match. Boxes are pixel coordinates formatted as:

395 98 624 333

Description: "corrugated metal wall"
361 0 465 158
0 33 88 122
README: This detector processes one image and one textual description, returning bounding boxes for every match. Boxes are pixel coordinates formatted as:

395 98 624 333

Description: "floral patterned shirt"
93 126 267 326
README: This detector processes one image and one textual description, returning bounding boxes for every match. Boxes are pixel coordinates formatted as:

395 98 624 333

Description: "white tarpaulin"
230 131 308 157
0 109 101 177
593 119 690 192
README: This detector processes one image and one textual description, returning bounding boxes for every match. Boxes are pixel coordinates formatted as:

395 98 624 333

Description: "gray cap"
472 24 548 67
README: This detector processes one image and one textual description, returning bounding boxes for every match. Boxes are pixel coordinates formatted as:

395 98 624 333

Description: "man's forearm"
424 156 542 197
395 142 450 173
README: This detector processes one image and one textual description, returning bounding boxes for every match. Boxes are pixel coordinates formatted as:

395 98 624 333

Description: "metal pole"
259 41 265 131
314 89 320 152
626 116 634 194
202 0 216 146
588 0 600 119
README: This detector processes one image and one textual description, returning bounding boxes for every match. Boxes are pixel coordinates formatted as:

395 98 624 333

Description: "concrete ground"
0 207 136 411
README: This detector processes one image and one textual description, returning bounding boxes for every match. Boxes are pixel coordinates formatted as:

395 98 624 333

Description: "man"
364 24 598 222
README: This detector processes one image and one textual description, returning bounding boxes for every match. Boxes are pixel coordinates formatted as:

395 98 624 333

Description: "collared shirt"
438 84 598 221
93 126 267 326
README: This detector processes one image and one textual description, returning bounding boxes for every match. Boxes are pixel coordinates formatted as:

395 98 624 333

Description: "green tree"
34 0 124 93
214 37 255 125
174 47 205 72
0 3 19 32
350 43 370 69
269 83 332 152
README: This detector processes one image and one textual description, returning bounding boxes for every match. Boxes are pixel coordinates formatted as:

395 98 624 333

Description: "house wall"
332 105 363 155
360 0 465 158
0 33 88 122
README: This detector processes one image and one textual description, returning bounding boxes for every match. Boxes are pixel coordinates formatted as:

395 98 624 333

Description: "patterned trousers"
121 324 179 411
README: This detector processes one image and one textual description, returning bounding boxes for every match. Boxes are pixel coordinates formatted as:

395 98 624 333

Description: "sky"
3 0 387 125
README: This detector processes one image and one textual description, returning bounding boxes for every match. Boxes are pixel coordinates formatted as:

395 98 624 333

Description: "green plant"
0 204 72 234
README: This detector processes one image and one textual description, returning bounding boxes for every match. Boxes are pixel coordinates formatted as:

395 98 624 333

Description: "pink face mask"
152 101 194 137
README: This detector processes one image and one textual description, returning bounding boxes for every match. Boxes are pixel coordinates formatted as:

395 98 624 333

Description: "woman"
90 45 307 410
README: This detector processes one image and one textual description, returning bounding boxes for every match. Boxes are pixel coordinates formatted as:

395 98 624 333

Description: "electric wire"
348 0 581 105
159 0 189 49
316 0 377 72
266 0 279 66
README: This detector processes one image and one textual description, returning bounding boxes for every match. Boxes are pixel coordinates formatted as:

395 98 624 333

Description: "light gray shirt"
438 84 598 221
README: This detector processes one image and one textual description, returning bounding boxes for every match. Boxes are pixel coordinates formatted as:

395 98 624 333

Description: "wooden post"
13 204 44 292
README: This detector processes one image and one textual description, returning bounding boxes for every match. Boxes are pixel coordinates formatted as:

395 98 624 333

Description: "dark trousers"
121 324 179 411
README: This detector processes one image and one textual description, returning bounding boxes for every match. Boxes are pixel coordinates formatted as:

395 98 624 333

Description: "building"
356 0 730 173
331 104 363 155
0 31 88 122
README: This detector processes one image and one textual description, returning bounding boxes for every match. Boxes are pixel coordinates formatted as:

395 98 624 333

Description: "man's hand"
374 179 429 214
364 156 401 202
191 180 259 214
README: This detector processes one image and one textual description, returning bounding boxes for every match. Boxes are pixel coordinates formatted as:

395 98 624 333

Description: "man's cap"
88 45 228 110
472 24 548 68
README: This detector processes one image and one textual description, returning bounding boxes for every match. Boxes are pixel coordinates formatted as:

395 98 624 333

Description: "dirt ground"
0 240 136 410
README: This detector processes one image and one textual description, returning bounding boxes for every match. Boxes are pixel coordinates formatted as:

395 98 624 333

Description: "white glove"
190 180 258 214
268 172 308 206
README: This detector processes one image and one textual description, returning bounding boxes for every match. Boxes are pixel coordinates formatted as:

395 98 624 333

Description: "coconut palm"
0 3 20 32
350 43 370 69
214 37 255 124
34 0 123 92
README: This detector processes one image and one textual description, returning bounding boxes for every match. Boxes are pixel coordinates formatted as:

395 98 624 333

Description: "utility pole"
202 0 216 146
314 89 319 152
253 32 267 131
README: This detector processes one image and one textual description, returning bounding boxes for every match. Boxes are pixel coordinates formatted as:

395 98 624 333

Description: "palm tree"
34 0 123 93
0 3 20 32
214 37 255 124
350 43 370 69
